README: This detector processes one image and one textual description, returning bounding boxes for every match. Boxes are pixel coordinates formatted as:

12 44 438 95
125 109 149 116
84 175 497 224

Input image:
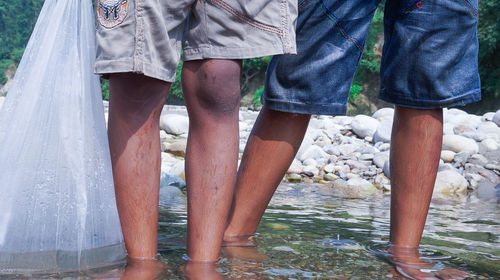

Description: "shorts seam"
318 0 364 52
133 0 145 73
461 0 479 18
207 0 282 35
262 96 347 116
95 58 176 83
379 88 481 108
398 0 424 16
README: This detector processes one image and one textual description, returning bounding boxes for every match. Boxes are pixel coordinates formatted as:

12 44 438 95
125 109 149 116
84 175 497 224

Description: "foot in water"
222 234 258 247
388 246 469 280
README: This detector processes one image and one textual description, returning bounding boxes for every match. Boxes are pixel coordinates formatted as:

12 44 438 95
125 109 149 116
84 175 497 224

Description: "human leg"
223 107 310 242
389 106 443 247
181 59 242 262
108 73 170 259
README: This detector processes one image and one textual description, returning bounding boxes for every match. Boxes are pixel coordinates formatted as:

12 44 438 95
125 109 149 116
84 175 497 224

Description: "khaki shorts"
94 0 298 83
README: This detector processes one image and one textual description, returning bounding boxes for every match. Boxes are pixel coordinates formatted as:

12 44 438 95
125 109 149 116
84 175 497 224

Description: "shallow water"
4 183 498 279
155 183 500 279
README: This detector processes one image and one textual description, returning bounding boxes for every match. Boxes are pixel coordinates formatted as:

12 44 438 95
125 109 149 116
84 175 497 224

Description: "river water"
152 183 500 279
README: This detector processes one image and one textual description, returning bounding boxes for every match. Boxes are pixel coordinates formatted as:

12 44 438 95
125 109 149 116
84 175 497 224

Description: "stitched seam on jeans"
298 0 311 9
319 0 364 52
398 0 424 16
461 0 479 18
207 0 282 35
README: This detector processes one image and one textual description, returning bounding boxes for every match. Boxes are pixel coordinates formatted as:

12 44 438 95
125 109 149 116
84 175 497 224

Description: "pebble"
372 119 393 143
152 105 499 200
440 150 455 163
492 110 500 126
433 169 468 197
442 135 479 154
351 115 379 139
160 114 189 135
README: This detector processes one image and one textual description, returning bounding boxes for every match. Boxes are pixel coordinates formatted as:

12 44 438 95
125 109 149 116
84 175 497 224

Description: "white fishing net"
0 0 126 273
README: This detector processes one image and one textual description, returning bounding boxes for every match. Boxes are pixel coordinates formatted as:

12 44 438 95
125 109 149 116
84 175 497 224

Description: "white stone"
296 134 315 159
379 143 390 152
332 116 352 126
373 152 389 169
492 110 500 126
305 128 324 141
324 173 338 181
480 138 498 151
351 115 379 139
440 150 455 163
287 159 303 174
373 119 393 143
159 130 168 139
372 108 394 121
298 145 329 162
302 165 319 176
324 164 335 173
337 143 359 156
168 160 185 177
442 135 479 154
303 158 317 167
383 160 390 178
475 122 500 142
323 145 341 156
160 114 189 135
346 177 377 193
433 169 468 197
481 112 495 122
443 123 455 135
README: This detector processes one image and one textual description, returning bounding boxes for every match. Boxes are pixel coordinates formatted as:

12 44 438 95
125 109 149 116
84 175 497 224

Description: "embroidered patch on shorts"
97 0 128 29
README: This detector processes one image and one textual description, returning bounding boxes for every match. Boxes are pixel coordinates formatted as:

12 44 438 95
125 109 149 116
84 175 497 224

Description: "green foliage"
252 86 264 107
169 60 184 99
241 57 270 94
101 79 109 100
348 84 362 103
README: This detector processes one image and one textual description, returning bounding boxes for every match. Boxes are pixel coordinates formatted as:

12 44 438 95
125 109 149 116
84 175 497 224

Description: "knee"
109 73 170 123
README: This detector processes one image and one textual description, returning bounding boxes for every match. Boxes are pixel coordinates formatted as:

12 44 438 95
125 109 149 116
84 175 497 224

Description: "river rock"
482 112 495 122
443 123 455 135
351 115 379 139
440 150 455 163
160 173 186 189
337 143 359 156
373 152 389 168
383 160 390 178
302 165 319 176
160 114 189 135
296 134 315 159
453 151 470 166
373 119 393 144
303 158 317 167
480 138 498 151
320 178 378 199
159 185 185 206
324 173 338 181
492 110 500 126
372 108 394 121
433 169 468 197
442 135 479 154
168 160 185 179
163 140 187 157
378 143 390 152
287 173 302 183
298 145 329 162
287 159 303 174
323 164 335 173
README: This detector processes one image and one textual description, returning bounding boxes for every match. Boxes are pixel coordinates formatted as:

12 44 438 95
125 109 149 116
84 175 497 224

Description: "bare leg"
108 73 170 259
224 107 310 242
182 59 242 262
389 107 469 279
389 106 443 247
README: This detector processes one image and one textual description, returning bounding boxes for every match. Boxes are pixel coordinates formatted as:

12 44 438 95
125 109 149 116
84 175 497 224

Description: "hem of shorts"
94 58 176 83
262 97 347 116
379 88 482 109
183 45 297 60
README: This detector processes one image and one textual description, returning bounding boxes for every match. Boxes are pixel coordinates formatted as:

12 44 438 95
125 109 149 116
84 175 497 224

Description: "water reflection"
2 183 498 279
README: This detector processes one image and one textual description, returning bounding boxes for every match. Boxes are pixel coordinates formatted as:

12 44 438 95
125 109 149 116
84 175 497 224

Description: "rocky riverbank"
150 103 500 202
1 96 498 202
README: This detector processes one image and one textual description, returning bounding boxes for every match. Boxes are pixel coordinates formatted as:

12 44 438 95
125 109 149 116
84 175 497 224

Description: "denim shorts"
95 0 297 83
262 0 481 115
